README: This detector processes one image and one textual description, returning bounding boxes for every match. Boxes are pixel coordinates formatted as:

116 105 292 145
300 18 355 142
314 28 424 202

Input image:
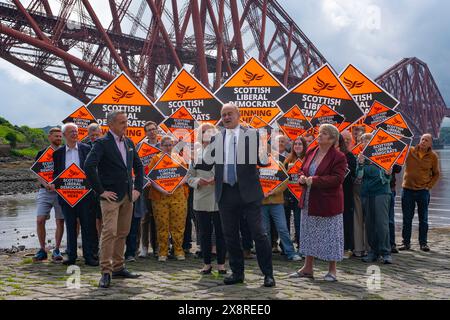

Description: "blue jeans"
261 204 297 259
401 189 430 246
389 191 396 247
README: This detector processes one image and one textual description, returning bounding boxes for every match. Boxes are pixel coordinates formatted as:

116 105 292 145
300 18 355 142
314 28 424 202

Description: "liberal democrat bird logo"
313 77 336 94
373 105 383 113
376 135 389 143
78 110 89 117
343 77 364 90
112 86 135 103
243 69 264 85
176 82 196 98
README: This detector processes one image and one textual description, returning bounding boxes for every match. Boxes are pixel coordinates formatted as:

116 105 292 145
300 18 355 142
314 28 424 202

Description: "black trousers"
196 210 226 265
61 197 97 261
218 184 273 277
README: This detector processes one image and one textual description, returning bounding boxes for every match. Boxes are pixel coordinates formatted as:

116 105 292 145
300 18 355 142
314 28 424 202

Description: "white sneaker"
289 254 302 261
176 255 185 261
158 256 167 262
139 247 148 258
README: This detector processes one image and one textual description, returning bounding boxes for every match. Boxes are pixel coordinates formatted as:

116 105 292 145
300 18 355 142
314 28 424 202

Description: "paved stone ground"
1 229 449 300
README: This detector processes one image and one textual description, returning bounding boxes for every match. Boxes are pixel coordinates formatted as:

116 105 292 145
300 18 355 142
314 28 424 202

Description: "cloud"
0 0 448 130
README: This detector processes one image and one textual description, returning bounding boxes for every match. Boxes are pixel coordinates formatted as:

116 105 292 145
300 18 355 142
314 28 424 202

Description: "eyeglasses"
161 144 173 147
146 128 158 132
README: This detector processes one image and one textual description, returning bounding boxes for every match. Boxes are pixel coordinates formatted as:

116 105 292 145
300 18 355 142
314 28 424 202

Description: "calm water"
1 148 449 249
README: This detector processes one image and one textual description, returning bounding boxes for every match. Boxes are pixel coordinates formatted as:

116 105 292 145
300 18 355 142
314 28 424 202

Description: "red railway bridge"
0 0 447 138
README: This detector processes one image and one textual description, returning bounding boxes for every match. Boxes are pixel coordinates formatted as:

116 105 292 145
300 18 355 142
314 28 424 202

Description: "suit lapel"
125 138 132 169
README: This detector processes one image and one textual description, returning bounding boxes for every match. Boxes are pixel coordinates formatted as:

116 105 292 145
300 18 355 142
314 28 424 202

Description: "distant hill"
0 116 48 158
40 125 60 135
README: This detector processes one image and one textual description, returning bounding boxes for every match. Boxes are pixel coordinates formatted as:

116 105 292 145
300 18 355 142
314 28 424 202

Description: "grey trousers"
353 184 369 254
362 194 391 256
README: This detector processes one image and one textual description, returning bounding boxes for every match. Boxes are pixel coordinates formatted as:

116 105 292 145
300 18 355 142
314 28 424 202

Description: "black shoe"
420 244 430 252
85 258 99 267
112 268 141 279
391 245 399 254
264 275 276 287
398 243 411 251
223 273 244 285
200 266 212 275
218 269 227 275
62 258 76 266
99 273 111 288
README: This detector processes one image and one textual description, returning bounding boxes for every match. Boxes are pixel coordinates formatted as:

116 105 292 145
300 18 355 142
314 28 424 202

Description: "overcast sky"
1 0 449 128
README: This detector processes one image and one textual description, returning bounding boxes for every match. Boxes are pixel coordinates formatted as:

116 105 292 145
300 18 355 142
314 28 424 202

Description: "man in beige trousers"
85 111 144 288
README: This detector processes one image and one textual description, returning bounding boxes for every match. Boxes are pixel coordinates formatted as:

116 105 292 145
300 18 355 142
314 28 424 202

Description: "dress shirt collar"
65 143 78 152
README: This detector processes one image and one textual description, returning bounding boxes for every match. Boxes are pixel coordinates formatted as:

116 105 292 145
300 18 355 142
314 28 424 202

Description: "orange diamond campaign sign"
362 128 407 172
395 137 413 166
248 116 273 139
363 101 398 129
376 113 414 138
258 156 288 195
351 142 365 156
215 57 287 124
30 146 55 183
339 64 399 114
52 163 91 207
160 106 198 143
277 105 312 140
148 153 187 194
310 105 345 132
86 72 165 145
137 142 161 176
155 68 223 124
287 159 304 201
62 106 97 142
277 64 364 130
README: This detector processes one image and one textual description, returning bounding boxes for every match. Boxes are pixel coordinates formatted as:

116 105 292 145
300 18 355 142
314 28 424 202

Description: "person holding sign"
32 127 65 262
356 133 393 264
290 124 347 282
188 123 227 274
84 111 144 289
283 136 308 251
51 123 98 266
400 134 440 252
199 103 275 287
148 136 189 262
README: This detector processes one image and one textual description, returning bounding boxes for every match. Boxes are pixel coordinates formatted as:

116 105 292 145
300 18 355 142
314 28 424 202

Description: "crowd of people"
32 103 440 288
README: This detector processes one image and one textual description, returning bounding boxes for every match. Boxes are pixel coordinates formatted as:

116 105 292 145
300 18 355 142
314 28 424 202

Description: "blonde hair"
196 123 216 144
319 124 339 143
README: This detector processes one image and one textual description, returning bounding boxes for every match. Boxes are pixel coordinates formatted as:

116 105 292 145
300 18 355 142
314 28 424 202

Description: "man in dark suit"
51 123 98 266
84 111 144 289
200 103 275 287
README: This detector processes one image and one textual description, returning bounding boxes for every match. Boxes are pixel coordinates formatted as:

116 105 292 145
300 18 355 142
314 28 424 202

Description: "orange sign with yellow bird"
86 72 165 145
215 57 287 124
277 64 364 131
62 106 97 142
339 64 399 114
155 68 223 124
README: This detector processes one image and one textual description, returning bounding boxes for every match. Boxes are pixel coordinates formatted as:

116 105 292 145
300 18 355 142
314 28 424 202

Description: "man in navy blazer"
84 110 144 289
51 123 98 266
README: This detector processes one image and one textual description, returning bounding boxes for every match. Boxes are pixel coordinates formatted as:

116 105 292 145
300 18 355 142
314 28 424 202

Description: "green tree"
5 132 17 148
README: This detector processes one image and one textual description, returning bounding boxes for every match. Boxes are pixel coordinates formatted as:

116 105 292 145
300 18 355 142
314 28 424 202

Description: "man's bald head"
221 103 240 129
419 133 433 151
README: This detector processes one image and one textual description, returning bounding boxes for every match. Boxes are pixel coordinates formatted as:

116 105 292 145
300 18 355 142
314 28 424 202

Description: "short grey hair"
221 102 240 114
360 133 374 143
160 135 174 145
87 122 101 134
319 124 339 143
61 122 78 134
107 111 126 125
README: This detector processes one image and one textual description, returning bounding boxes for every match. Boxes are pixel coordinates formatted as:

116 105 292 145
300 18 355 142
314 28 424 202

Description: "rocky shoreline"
0 157 37 195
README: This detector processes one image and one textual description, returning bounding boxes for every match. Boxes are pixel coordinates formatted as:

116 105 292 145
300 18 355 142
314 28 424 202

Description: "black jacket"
84 131 143 202
197 126 269 204
52 142 92 205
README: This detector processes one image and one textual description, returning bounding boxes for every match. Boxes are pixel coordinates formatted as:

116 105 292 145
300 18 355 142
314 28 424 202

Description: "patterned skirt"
299 190 344 261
